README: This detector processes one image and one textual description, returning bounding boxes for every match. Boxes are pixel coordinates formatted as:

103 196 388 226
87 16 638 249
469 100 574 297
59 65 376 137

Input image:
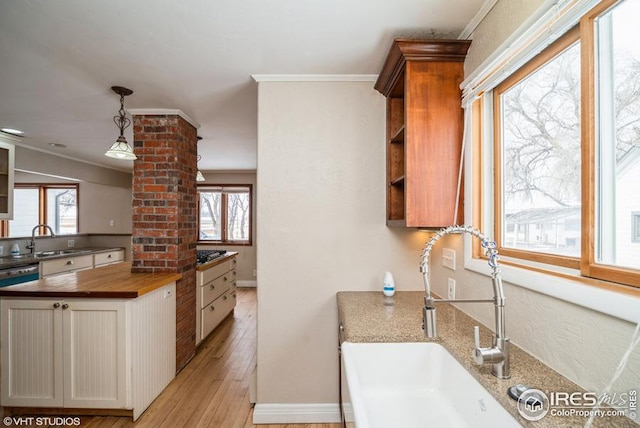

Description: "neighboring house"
505 206 581 255
504 144 640 265
616 144 640 268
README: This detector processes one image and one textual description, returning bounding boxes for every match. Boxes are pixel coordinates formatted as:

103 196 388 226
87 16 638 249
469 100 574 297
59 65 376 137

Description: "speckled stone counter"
337 291 636 428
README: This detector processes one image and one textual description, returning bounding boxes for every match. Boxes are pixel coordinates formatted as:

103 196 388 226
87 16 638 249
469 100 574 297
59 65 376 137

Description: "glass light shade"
105 137 137 160
196 170 205 182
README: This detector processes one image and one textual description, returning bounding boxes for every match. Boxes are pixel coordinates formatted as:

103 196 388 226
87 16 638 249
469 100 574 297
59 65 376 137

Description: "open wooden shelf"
375 39 470 228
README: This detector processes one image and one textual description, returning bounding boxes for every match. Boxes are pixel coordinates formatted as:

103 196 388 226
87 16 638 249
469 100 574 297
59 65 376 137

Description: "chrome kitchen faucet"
26 224 56 254
420 225 510 379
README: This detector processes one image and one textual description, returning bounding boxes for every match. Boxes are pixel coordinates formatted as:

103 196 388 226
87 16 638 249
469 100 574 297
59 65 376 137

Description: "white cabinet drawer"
200 289 236 340
200 269 236 308
94 250 124 267
41 255 94 277
198 258 238 285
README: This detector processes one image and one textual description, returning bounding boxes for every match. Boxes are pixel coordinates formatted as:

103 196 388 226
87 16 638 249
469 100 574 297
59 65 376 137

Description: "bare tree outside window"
499 42 582 256
198 185 251 244
199 192 222 240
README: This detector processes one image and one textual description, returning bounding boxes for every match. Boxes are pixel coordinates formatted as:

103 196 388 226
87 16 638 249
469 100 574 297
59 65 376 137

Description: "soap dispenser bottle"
11 243 20 256
383 271 395 297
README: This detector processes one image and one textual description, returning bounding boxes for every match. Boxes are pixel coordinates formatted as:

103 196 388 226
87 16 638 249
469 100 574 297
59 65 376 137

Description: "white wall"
256 80 426 407
79 181 132 234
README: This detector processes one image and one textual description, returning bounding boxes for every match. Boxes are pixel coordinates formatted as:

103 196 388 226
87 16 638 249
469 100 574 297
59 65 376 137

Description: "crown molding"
251 74 378 82
127 109 200 129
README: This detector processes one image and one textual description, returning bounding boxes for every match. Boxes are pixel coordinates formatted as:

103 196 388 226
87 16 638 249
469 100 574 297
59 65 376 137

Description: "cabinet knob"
66 260 74 265
108 254 113 258
209 284 215 290
209 305 215 311
53 302 60 309
223 295 227 301
223 276 228 281
62 304 69 310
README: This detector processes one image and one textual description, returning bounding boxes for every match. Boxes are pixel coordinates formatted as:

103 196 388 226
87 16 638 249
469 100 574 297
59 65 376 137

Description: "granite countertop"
0 247 123 269
337 291 635 428
0 262 181 298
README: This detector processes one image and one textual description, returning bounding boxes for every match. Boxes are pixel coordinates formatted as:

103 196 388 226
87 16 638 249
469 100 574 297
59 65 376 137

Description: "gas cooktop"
196 249 227 265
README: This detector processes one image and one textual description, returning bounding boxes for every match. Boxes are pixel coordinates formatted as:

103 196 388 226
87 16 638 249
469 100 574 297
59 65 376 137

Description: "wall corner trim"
252 403 341 424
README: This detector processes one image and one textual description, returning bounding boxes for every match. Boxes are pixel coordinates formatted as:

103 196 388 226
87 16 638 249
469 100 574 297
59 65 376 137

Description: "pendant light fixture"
105 86 137 160
196 156 205 182
196 136 205 181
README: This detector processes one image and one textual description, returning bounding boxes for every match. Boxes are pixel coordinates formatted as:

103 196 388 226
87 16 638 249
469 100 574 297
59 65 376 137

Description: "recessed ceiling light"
49 143 67 148
1 128 24 135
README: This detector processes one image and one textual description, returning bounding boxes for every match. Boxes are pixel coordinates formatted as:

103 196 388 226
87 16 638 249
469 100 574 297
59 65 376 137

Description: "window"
494 29 582 268
589 0 640 274
482 0 640 288
198 185 252 245
3 184 78 237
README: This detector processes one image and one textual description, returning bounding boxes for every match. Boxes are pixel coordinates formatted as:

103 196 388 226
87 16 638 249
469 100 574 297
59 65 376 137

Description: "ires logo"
550 392 598 407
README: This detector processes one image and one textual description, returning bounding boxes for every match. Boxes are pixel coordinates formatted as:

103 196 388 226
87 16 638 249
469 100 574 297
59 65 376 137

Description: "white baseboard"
236 280 257 288
252 403 341 424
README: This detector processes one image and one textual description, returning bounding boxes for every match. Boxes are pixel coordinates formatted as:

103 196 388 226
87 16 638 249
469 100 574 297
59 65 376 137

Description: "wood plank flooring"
4 288 340 428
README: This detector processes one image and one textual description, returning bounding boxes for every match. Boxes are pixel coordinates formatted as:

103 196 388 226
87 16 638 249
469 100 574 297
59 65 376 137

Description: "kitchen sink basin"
34 249 86 258
341 342 521 428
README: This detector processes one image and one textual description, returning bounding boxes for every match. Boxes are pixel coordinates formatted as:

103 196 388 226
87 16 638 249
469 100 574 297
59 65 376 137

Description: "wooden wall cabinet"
0 140 15 220
374 39 470 228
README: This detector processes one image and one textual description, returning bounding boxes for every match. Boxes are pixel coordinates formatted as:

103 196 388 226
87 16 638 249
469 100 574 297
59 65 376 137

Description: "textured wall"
465 0 543 76
256 80 427 405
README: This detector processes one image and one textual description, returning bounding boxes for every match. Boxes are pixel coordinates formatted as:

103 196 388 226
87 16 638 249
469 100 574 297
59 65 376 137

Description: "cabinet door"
62 300 127 408
0 299 64 407
0 140 15 220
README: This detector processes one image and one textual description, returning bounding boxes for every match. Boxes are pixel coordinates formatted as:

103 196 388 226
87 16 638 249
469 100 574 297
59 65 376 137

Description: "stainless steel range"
0 263 39 287
196 249 227 265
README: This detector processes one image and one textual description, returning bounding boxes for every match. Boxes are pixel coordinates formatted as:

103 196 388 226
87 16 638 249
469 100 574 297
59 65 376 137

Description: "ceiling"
0 0 486 173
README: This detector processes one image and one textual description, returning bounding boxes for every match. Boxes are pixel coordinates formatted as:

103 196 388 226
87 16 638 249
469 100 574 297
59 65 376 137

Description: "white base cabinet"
196 254 237 345
0 282 176 420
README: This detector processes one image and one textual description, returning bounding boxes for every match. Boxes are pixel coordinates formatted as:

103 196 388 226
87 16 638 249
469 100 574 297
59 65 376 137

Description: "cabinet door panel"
63 300 127 408
1 299 63 407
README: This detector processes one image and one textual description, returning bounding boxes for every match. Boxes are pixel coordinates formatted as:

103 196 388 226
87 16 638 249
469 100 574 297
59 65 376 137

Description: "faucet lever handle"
473 326 480 349
472 326 485 365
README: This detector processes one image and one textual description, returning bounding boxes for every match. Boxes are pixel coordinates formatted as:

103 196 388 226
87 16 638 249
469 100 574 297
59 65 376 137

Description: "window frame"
580 0 640 287
492 27 582 270
197 183 253 246
479 0 640 290
1 183 79 237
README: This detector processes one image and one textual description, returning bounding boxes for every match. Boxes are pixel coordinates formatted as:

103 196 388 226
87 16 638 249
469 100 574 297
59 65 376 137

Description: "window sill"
464 251 640 324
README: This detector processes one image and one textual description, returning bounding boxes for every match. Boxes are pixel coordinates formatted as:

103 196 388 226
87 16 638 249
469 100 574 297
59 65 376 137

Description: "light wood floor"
9 288 341 428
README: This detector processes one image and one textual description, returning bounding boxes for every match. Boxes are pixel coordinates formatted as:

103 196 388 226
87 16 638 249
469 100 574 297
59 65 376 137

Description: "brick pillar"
131 114 197 372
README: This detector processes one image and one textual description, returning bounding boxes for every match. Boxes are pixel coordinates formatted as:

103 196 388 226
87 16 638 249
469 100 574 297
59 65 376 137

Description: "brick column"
131 114 198 372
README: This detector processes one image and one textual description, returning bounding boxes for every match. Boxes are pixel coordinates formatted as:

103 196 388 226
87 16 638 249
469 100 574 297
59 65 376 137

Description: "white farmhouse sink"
341 342 522 428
